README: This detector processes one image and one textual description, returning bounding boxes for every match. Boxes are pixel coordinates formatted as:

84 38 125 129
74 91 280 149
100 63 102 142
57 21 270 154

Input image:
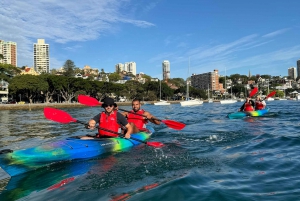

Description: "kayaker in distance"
121 99 161 133
82 97 133 139
239 97 255 111
255 96 266 110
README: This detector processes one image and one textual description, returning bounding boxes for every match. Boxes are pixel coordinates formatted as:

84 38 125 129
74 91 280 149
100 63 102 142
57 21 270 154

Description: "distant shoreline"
0 100 219 110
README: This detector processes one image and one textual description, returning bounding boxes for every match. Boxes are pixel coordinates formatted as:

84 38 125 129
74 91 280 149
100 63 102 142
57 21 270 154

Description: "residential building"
115 63 124 73
0 79 9 103
162 60 170 80
20 66 39 75
33 39 49 73
0 40 17 66
297 60 300 79
124 62 136 76
289 67 297 80
191 69 220 91
116 62 136 76
83 65 98 76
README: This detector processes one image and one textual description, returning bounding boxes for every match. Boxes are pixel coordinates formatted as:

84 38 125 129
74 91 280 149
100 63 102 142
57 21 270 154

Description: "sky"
1 0 300 79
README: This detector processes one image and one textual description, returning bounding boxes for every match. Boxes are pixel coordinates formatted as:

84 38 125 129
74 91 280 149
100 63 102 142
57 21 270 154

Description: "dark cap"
101 97 117 107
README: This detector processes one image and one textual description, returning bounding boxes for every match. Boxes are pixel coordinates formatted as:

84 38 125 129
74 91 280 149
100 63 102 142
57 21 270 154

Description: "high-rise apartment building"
116 62 136 75
191 69 220 91
0 40 17 66
126 62 136 76
115 63 124 73
162 60 170 80
297 60 300 79
33 39 49 73
288 67 297 80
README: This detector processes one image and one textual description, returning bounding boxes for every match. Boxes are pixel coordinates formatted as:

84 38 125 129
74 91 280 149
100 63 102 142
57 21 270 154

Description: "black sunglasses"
102 104 114 108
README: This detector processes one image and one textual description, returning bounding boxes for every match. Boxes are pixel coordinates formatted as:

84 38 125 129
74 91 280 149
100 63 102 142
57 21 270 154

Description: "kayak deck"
0 126 154 178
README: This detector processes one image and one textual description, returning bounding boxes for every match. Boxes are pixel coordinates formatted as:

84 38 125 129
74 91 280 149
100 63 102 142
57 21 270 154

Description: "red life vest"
255 101 264 110
244 102 254 111
97 111 119 137
127 110 147 130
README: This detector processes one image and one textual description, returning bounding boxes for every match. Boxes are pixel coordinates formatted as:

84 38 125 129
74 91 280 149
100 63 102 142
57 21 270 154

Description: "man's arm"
144 111 161 125
239 103 245 111
87 113 100 129
117 112 132 138
120 111 128 118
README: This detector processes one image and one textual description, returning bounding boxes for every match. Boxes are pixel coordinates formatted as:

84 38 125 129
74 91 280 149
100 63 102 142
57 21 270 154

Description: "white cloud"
262 28 290 38
0 0 154 66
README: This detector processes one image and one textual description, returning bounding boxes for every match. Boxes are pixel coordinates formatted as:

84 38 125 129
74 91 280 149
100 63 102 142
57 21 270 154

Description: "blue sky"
1 0 300 79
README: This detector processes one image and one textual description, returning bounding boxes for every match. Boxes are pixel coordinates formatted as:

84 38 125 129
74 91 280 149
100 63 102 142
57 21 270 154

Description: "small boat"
0 126 155 179
207 84 213 103
154 100 170 105
227 108 270 119
154 80 170 106
180 58 203 106
180 99 203 106
220 99 237 104
266 97 274 101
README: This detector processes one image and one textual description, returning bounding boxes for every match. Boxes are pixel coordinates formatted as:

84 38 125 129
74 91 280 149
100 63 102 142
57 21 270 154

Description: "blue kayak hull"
227 108 270 119
0 126 154 178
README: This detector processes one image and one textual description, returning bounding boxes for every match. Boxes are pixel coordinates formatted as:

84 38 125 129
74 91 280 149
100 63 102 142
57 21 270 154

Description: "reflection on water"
1 101 300 200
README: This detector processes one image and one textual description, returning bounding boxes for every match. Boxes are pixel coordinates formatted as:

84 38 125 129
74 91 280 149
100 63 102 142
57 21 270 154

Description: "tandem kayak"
0 126 155 179
227 108 270 119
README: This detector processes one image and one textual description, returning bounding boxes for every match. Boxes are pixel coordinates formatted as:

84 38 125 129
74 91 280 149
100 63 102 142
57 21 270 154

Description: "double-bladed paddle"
264 91 276 100
77 95 185 130
249 87 258 98
43 107 164 148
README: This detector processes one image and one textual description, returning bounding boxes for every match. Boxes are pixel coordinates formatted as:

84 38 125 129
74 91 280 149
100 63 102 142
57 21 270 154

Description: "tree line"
0 59 294 103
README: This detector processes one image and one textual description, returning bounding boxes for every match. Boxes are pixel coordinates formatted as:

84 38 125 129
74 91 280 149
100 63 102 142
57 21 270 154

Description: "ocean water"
0 100 300 201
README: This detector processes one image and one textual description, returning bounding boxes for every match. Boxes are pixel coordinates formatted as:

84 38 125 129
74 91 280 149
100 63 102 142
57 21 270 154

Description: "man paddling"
255 96 266 110
82 97 133 139
121 99 161 133
239 97 255 111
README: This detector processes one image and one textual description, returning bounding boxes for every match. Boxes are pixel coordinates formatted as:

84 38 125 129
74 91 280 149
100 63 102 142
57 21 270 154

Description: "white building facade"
162 60 170 80
33 39 49 73
288 67 297 80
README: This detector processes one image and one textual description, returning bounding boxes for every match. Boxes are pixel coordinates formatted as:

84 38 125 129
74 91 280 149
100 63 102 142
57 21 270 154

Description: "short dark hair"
132 99 141 103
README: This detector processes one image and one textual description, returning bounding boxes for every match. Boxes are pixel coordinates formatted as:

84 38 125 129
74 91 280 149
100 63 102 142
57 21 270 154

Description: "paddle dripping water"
1 101 300 200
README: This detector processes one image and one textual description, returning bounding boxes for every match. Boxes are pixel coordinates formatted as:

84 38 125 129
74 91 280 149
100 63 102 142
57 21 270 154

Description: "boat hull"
227 109 269 119
220 99 237 104
154 100 170 105
0 126 154 178
180 100 203 106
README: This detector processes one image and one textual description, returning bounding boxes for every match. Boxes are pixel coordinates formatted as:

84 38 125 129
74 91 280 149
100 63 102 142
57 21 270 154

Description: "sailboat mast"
186 58 190 100
159 79 162 100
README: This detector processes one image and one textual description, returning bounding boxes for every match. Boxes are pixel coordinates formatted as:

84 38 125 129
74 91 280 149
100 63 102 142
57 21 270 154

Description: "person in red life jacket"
121 99 160 133
255 96 266 110
239 97 255 111
82 97 133 139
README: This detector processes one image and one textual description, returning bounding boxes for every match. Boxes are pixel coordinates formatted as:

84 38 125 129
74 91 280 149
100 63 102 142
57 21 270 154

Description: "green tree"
142 74 152 82
108 73 121 82
9 75 48 103
63 60 76 77
99 68 107 82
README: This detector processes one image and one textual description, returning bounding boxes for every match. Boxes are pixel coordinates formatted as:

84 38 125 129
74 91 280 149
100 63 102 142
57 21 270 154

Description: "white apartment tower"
162 60 170 80
126 62 136 76
0 40 17 66
33 39 49 73
115 63 124 73
117 62 136 76
288 67 297 80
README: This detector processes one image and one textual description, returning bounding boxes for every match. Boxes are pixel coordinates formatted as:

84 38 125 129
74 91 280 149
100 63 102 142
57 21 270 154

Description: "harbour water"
0 100 300 201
